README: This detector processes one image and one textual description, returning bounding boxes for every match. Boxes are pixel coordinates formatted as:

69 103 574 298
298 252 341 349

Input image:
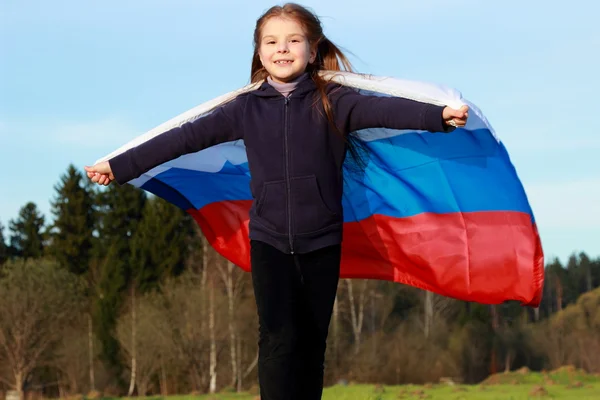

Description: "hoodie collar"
251 73 315 98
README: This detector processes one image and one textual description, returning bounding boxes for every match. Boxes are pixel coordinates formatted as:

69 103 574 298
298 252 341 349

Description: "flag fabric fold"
96 72 544 306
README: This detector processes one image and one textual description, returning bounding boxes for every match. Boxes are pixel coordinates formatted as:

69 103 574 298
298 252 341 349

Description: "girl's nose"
277 42 289 53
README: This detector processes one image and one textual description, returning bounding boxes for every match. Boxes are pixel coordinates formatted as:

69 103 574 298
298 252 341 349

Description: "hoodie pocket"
255 179 287 234
291 175 339 234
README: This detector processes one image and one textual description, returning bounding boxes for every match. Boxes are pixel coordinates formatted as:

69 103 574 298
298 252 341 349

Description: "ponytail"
310 37 368 172
308 37 354 135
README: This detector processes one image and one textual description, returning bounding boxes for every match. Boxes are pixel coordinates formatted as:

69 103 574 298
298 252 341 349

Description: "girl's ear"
309 46 317 64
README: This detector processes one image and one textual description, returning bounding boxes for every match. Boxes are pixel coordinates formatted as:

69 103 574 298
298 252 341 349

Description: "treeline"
0 164 598 399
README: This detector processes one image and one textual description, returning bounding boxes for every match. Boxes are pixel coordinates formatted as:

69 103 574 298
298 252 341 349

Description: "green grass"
321 381 600 399
101 370 600 400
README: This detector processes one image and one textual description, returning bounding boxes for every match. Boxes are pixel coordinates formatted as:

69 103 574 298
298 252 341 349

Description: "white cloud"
525 178 600 229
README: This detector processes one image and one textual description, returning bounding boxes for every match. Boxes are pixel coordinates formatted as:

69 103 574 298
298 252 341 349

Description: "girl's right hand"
84 161 115 186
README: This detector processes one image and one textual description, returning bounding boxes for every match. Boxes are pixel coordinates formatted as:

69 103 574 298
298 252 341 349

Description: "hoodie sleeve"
330 86 451 135
109 96 245 185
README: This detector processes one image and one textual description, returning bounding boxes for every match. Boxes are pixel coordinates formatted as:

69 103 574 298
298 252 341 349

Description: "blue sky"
1 0 598 263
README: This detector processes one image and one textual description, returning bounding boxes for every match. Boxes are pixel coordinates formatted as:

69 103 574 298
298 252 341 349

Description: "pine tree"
592 256 600 289
576 252 593 293
566 253 587 305
48 164 96 275
9 202 45 259
48 165 100 390
0 220 8 265
544 258 566 315
92 183 146 387
130 196 193 291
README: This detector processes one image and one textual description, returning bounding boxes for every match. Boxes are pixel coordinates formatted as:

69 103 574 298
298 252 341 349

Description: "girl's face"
258 17 316 84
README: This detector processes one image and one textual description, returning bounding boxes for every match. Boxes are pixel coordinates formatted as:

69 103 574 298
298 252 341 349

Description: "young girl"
86 3 468 399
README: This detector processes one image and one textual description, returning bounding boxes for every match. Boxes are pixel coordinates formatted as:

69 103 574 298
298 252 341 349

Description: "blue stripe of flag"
141 128 534 222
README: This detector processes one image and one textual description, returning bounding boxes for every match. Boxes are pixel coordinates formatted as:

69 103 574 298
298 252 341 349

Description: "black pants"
250 240 341 400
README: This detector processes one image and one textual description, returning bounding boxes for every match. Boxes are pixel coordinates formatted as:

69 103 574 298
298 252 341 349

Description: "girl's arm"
331 86 467 134
86 96 245 185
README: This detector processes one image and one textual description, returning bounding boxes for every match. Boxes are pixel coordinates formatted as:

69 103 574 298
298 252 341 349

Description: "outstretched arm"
331 86 468 134
85 97 245 186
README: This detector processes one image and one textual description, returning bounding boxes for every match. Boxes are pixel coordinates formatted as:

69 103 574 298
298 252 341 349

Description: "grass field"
105 367 600 400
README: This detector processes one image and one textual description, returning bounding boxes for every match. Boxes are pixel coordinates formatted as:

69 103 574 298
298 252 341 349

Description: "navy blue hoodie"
109 76 450 254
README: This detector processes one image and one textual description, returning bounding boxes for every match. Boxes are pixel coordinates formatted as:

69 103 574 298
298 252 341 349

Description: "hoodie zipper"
283 95 294 254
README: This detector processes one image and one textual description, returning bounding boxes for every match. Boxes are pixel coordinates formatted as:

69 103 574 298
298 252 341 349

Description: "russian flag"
96 72 544 307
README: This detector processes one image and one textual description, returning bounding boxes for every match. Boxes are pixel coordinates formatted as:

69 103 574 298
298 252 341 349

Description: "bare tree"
420 291 461 339
208 271 217 393
215 260 246 391
200 235 209 335
158 274 207 392
345 280 367 354
53 314 94 395
332 296 340 374
198 235 219 393
116 292 169 396
127 285 137 396
0 259 82 400
424 291 433 339
87 313 95 392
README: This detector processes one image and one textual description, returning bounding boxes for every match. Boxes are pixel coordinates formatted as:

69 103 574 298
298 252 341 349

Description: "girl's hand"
84 161 115 186
442 105 469 128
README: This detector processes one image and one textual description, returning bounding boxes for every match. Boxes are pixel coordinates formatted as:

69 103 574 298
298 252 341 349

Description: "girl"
86 3 468 399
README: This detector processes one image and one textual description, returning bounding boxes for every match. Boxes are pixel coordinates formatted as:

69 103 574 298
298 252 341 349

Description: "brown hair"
251 3 354 131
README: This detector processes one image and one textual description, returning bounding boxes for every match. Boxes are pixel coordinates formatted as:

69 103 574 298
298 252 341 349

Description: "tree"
124 197 192 395
576 252 593 293
52 315 95 396
130 197 192 291
0 258 83 400
92 183 146 388
592 257 600 289
0 220 8 264
9 202 45 259
116 293 171 396
215 260 246 391
48 165 99 391
208 269 217 394
566 254 586 304
422 290 461 339
48 164 96 275
543 258 566 316
424 291 434 339
345 280 367 354
156 268 217 393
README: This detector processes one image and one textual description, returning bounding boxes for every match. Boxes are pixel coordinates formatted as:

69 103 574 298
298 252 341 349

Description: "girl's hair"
251 3 354 131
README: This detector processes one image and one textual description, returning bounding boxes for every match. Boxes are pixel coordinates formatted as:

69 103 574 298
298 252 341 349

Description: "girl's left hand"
442 105 469 128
